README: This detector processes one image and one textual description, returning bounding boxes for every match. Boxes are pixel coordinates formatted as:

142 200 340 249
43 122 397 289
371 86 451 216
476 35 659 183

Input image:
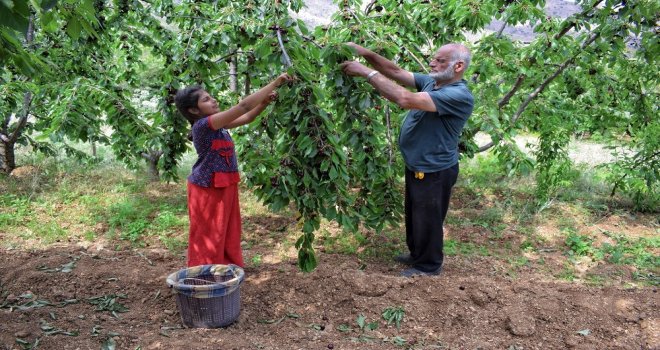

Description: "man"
340 42 474 277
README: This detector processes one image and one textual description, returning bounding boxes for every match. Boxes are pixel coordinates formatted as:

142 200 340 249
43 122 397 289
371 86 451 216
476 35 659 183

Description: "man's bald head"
439 43 471 73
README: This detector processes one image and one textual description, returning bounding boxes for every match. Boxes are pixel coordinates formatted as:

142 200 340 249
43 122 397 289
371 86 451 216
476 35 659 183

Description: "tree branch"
554 0 604 40
301 35 323 49
140 150 164 162
478 31 600 153
477 141 495 153
214 50 254 63
347 8 428 73
26 14 34 43
401 41 429 73
364 0 377 15
212 72 241 81
9 94 32 145
496 20 507 38
511 32 599 125
498 74 526 108
385 105 394 165
276 28 293 68
493 0 604 114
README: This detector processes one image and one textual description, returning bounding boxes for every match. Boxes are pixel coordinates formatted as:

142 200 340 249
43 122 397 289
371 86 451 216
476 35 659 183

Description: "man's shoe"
400 267 441 277
394 254 414 265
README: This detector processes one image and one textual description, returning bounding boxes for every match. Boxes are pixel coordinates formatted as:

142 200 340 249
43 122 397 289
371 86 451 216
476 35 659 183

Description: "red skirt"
186 181 244 267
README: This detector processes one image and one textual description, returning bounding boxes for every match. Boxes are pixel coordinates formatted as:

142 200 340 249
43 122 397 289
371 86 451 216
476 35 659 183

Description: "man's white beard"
429 63 455 82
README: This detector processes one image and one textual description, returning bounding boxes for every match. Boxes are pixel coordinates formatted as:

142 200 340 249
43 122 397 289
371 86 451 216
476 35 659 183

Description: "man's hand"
339 61 371 78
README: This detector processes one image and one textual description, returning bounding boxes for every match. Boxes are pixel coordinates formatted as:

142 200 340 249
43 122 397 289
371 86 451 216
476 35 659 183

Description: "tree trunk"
229 55 238 93
141 150 163 182
0 16 35 174
244 55 254 96
0 139 15 174
146 159 160 182
1 91 33 174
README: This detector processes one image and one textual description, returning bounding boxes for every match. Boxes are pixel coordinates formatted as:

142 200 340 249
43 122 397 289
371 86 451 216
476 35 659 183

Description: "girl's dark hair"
174 85 203 141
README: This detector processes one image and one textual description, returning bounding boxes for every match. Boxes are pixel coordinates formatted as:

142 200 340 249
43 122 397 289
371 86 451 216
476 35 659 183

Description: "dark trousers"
404 163 459 272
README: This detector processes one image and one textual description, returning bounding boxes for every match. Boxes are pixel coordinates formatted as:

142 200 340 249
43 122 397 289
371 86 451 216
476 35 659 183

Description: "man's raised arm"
346 42 415 88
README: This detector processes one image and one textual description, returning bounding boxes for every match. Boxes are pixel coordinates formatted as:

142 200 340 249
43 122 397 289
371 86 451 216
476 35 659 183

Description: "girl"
174 73 293 267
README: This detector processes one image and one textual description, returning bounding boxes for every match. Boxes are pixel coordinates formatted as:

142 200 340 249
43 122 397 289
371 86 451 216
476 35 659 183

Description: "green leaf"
356 314 366 329
329 165 338 180
296 19 309 36
0 1 29 33
40 11 59 32
65 17 82 40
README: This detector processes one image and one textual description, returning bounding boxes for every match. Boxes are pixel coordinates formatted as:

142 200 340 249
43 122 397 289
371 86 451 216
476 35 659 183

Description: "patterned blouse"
187 117 240 188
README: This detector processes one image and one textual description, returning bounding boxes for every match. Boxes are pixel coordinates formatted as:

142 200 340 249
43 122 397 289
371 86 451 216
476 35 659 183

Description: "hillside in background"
297 0 582 42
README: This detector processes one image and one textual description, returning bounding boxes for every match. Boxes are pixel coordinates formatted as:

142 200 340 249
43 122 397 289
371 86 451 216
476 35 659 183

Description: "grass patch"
460 154 510 192
561 230 659 274
565 231 596 258
105 198 155 246
24 221 69 244
585 274 607 286
0 154 188 250
0 194 31 228
445 239 490 257
250 254 263 268
471 206 507 233
320 228 364 255
600 233 659 271
557 263 577 281
159 235 187 253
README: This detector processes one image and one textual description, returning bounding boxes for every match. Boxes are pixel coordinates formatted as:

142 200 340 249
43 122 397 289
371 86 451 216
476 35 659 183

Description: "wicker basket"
166 264 245 328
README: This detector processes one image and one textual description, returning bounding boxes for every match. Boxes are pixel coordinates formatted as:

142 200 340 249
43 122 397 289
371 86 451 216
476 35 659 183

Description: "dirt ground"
1 240 658 350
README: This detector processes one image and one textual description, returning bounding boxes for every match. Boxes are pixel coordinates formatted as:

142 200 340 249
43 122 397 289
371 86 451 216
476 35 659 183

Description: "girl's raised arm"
209 73 292 130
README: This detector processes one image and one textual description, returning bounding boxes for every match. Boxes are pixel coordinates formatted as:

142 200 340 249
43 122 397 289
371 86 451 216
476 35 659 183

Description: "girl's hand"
276 73 294 86
263 91 278 105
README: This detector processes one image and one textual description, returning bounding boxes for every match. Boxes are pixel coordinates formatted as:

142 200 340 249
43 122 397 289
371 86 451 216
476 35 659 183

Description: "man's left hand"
339 61 370 77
